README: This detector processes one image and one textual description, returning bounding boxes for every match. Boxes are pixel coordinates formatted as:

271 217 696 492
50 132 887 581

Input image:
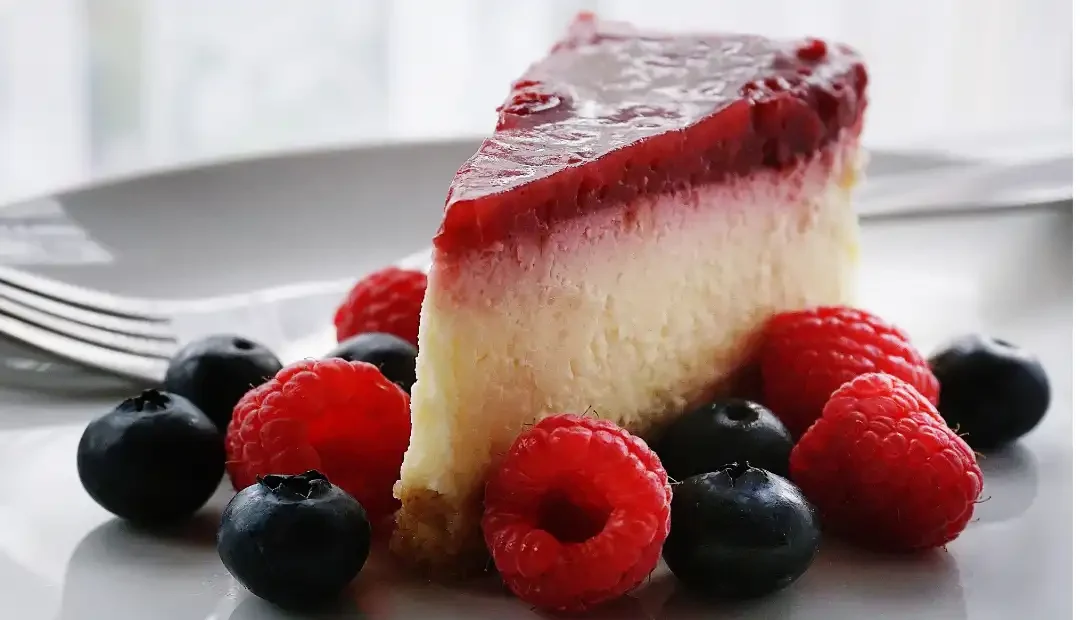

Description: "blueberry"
77 389 224 524
654 399 793 480
217 470 371 610
326 332 417 392
929 334 1051 450
663 465 820 598
164 334 282 432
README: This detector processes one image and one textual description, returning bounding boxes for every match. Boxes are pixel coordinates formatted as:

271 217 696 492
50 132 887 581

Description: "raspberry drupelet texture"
225 358 411 529
482 414 672 613
334 267 427 348
790 373 982 552
760 306 940 437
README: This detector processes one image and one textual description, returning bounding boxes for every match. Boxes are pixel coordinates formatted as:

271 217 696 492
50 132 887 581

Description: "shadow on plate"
229 595 366 620
349 552 519 619
57 510 228 620
349 551 657 620
970 443 1039 526
645 542 967 619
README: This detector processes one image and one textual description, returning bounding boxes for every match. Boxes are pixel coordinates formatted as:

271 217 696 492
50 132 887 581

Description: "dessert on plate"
393 11 869 574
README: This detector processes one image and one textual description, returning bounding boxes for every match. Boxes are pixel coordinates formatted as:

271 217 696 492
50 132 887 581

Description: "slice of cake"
393 12 868 574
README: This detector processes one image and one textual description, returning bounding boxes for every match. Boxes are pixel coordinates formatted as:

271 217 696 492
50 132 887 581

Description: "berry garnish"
217 470 371 610
929 334 1050 450
760 306 939 437
653 399 793 480
326 332 418 393
77 389 224 524
333 267 427 348
225 358 410 528
163 334 282 432
663 465 820 598
481 414 672 614
790 373 982 551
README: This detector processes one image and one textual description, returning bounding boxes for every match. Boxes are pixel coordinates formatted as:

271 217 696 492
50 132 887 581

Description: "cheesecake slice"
393 12 868 575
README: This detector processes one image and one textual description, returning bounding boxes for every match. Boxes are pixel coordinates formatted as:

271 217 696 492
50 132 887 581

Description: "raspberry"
760 306 939 437
225 358 411 529
789 373 983 551
334 267 427 347
481 414 672 613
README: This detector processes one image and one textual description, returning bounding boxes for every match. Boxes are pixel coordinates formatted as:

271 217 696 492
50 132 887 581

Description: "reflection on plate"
971 444 1040 526
58 514 232 620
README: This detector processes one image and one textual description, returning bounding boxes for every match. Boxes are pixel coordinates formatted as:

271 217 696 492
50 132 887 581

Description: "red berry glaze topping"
796 38 828 62
497 83 563 127
225 358 411 529
790 373 983 551
334 267 427 348
436 12 868 255
760 306 939 437
482 414 672 613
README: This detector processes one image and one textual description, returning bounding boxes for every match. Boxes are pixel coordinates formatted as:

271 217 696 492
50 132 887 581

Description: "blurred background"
0 0 1072 204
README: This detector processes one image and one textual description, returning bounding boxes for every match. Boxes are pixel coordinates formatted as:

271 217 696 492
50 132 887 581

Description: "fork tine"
0 247 435 385
0 264 168 321
0 313 168 384
0 281 177 340
0 295 178 360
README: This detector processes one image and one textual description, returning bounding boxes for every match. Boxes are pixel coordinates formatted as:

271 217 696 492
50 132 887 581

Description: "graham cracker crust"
391 485 490 579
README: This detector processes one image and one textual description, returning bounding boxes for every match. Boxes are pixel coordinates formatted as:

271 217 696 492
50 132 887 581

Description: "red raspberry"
760 306 939 437
225 358 411 529
482 414 672 614
790 373 982 551
334 267 427 347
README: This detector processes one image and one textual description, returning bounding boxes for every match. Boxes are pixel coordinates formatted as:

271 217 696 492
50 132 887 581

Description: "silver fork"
0 249 433 386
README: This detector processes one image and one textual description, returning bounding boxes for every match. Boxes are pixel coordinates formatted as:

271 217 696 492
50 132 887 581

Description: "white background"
0 0 1072 202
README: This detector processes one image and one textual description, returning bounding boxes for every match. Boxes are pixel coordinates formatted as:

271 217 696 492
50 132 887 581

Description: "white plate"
0 144 1072 619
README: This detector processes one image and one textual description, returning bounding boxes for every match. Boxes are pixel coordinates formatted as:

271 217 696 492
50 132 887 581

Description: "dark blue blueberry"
164 334 282 432
217 470 371 610
326 332 417 392
663 465 820 598
77 389 224 524
929 334 1051 450
654 399 793 481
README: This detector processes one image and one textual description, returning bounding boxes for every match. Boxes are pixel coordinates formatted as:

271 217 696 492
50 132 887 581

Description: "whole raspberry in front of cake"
790 373 982 551
334 267 427 347
482 414 672 613
225 358 411 528
760 306 939 437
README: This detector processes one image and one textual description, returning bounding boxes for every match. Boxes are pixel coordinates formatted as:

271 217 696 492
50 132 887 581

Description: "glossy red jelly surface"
435 12 868 256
